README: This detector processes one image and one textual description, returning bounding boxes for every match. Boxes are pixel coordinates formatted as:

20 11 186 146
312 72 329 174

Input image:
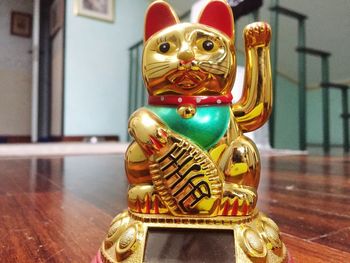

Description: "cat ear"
198 0 234 39
144 1 179 42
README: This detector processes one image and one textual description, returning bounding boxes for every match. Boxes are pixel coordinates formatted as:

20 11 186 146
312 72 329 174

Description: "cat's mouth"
167 70 207 89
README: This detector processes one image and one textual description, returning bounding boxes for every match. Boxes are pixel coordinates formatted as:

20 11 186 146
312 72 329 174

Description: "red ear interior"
198 0 234 39
144 1 178 41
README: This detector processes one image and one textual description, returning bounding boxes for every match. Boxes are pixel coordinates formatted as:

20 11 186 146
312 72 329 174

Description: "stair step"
296 47 331 57
269 6 307 20
321 82 349 90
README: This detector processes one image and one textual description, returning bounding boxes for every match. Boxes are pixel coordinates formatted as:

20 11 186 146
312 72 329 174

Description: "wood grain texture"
0 154 349 262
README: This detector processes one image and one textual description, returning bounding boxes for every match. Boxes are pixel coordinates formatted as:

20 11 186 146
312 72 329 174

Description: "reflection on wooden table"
0 154 349 262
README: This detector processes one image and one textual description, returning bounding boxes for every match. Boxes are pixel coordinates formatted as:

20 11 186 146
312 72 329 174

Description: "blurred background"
0 0 349 154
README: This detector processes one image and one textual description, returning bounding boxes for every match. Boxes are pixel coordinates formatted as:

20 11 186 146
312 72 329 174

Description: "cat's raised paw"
244 22 271 48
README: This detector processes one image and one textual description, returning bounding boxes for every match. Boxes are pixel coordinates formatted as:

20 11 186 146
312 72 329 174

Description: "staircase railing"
270 4 308 150
271 3 348 153
296 47 331 152
320 82 350 152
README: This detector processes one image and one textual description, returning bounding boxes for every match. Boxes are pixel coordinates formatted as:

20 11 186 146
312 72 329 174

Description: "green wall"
273 75 345 149
307 88 344 146
273 75 299 149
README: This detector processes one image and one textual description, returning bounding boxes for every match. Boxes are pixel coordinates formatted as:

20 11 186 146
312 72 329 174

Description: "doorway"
0 0 34 143
0 0 65 143
37 0 65 142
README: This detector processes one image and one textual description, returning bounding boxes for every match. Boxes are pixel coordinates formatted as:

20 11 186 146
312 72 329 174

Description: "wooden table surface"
0 153 349 262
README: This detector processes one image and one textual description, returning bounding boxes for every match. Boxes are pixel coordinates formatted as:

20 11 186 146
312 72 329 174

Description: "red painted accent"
241 202 248 215
198 0 234 39
231 199 238 215
144 144 155 156
136 199 141 213
148 94 233 106
145 2 178 41
221 200 230 216
145 194 151 214
149 135 163 150
154 196 159 214
158 128 168 139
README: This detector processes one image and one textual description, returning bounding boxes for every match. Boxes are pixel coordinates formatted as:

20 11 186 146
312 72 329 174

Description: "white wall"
0 0 33 135
64 0 149 141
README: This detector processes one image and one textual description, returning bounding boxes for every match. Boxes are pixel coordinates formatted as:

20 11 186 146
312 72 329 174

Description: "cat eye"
196 38 220 53
159 42 170 53
202 40 214 51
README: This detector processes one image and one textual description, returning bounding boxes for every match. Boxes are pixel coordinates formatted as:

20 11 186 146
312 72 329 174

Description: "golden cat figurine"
93 1 290 263
126 0 271 217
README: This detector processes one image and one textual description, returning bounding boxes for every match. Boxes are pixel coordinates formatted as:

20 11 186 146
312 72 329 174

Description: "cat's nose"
178 49 195 64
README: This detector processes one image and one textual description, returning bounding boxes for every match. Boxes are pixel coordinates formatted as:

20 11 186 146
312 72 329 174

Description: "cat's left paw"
128 108 169 156
219 183 257 216
244 22 271 48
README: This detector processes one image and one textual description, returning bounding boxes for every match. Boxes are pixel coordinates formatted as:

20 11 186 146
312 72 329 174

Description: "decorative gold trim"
99 210 288 263
128 209 259 227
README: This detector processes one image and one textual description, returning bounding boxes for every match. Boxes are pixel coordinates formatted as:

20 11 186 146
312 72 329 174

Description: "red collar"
148 94 233 106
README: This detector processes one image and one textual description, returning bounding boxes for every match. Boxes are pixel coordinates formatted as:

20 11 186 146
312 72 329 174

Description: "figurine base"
93 210 290 263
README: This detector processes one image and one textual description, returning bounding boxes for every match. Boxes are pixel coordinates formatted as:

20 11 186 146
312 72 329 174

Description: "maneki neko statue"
93 0 290 262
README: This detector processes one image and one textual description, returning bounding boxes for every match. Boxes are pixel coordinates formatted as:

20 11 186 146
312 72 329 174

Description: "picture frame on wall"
50 0 65 36
74 0 115 22
10 11 32 38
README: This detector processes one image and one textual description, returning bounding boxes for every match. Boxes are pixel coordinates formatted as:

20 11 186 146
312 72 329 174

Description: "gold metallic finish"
99 211 288 263
102 215 146 263
241 227 267 257
232 22 272 132
128 208 259 225
143 22 236 96
149 134 223 216
176 104 196 118
127 184 169 214
125 142 151 185
219 183 257 216
97 1 288 262
218 135 261 188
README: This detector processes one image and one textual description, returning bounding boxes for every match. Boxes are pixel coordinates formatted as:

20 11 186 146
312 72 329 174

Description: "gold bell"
176 104 197 119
